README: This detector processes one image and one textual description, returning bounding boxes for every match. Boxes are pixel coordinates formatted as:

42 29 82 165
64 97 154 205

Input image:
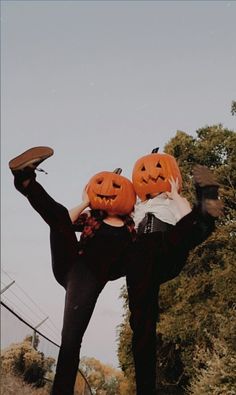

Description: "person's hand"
165 177 180 200
165 177 191 216
82 185 90 206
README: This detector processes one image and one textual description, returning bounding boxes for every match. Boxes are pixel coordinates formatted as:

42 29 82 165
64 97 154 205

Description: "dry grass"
0 373 51 395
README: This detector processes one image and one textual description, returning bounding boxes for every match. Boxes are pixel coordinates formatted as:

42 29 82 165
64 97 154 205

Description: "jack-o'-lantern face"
132 149 182 201
87 169 136 215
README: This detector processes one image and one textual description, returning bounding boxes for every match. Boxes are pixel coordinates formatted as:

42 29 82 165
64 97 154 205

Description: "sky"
1 1 236 368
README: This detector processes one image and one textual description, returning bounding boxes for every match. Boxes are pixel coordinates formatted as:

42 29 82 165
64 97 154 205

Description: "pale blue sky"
1 1 236 367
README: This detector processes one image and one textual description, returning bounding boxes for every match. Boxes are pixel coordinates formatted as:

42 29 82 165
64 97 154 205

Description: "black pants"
126 211 215 395
18 179 215 395
21 180 105 395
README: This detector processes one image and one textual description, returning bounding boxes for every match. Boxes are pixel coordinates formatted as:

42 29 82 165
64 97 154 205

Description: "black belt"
137 213 172 234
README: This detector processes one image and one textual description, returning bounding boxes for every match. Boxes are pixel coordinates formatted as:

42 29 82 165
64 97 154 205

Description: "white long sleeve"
132 193 191 228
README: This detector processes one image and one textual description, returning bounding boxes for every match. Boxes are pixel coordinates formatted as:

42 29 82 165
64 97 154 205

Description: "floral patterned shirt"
72 210 136 255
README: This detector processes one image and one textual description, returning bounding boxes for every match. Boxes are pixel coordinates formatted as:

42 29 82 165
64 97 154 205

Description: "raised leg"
156 207 215 284
9 147 80 286
9 147 103 394
126 165 224 394
156 164 224 284
14 177 79 286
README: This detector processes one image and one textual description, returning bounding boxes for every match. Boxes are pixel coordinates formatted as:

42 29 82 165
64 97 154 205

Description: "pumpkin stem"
113 168 122 175
151 147 159 153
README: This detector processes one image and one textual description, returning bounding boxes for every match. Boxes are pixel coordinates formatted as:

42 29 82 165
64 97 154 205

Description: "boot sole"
9 146 54 171
204 199 224 217
193 165 219 187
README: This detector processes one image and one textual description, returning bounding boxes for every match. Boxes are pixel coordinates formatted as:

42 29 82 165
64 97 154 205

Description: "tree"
1 335 55 388
231 100 236 115
118 125 236 394
80 356 130 395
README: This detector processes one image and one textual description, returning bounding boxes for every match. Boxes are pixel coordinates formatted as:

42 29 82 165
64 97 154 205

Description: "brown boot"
193 164 219 188
204 199 224 217
9 146 54 171
9 146 54 195
193 165 224 217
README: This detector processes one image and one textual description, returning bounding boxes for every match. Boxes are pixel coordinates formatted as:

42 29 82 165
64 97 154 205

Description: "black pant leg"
157 209 215 284
22 180 79 286
126 242 159 395
52 259 104 395
125 210 215 394
14 177 104 394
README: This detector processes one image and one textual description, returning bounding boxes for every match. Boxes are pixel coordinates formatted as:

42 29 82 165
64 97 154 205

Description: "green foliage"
164 126 236 218
187 336 236 395
1 336 55 388
158 223 236 386
118 125 236 394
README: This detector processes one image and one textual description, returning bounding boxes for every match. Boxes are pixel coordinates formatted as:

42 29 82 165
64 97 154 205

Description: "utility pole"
32 316 49 348
1 280 15 294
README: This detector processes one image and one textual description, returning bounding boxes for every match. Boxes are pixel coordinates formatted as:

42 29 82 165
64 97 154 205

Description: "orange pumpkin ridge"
87 171 136 215
132 151 182 201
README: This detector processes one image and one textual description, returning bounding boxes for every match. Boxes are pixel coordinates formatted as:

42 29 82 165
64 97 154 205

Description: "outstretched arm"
69 188 90 223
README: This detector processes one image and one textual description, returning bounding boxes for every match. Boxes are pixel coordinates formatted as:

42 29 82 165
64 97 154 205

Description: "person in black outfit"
9 146 223 395
9 146 136 395
125 152 224 395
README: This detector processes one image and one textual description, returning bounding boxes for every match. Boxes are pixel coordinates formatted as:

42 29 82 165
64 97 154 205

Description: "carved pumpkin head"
87 168 136 215
132 148 182 201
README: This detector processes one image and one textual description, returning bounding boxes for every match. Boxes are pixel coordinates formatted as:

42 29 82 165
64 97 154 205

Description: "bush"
1 336 55 388
0 372 51 395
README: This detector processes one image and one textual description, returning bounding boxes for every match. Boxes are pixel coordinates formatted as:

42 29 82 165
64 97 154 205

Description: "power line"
1 294 61 342
2 294 60 343
1 301 92 394
1 267 61 340
5 286 47 322
2 267 53 317
0 280 15 294
1 301 60 347
2 294 37 328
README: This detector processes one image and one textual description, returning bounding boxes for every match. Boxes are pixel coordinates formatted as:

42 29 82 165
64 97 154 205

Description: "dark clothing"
81 221 132 282
126 209 215 395
17 177 215 395
25 180 133 287
22 180 133 395
72 209 136 255
137 212 172 234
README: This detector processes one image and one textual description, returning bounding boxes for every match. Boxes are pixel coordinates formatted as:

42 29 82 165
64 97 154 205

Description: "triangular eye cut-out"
156 162 162 168
141 165 146 171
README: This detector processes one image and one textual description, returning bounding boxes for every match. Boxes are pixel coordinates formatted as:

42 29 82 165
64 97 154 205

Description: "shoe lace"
36 167 48 175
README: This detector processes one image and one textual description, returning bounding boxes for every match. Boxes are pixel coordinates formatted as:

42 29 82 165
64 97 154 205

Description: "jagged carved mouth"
142 175 165 184
95 194 117 203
